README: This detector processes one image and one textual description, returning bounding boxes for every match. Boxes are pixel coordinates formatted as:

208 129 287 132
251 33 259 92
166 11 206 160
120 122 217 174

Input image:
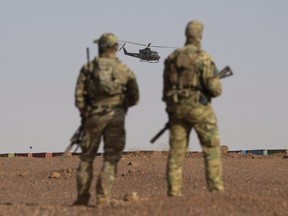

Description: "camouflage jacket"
162 43 222 123
75 56 139 115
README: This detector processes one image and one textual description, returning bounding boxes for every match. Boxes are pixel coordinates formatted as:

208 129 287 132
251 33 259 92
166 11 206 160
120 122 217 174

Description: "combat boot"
168 191 183 197
72 194 90 206
96 196 111 207
209 183 224 192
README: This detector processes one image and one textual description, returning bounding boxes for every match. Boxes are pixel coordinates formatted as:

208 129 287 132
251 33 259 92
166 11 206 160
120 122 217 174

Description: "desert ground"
0 151 287 216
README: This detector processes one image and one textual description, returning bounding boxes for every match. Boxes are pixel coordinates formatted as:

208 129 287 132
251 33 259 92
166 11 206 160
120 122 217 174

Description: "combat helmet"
94 33 118 49
185 20 204 46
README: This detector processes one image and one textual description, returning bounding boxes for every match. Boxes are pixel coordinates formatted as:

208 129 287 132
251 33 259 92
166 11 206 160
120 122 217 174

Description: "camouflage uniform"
74 33 139 206
163 21 224 196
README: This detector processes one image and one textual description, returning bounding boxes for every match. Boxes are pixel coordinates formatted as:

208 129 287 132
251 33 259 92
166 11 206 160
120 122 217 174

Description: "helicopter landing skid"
140 60 159 63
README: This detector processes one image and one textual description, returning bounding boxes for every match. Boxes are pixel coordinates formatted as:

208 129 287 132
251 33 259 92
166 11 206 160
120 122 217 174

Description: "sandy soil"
0 152 287 216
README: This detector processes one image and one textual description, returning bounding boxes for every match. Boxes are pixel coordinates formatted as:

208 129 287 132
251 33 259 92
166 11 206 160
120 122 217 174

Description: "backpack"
170 48 199 89
87 57 123 98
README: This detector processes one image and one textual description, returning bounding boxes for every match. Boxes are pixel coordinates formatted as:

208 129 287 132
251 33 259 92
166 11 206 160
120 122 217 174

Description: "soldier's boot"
167 157 184 197
73 194 90 206
168 189 183 197
203 146 225 192
96 195 111 207
96 161 116 207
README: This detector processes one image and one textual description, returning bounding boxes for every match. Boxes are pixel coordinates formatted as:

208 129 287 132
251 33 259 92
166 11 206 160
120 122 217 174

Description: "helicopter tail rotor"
119 43 126 51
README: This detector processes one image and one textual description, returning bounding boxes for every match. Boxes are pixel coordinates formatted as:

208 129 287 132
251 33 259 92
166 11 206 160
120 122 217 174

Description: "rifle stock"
62 143 74 159
61 124 84 160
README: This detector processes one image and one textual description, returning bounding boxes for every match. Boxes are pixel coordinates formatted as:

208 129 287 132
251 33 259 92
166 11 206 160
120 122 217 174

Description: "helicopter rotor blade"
150 45 178 48
119 40 148 47
119 40 177 49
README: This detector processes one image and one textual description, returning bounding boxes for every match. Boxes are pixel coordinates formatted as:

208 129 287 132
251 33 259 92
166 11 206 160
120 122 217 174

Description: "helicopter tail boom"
119 43 141 58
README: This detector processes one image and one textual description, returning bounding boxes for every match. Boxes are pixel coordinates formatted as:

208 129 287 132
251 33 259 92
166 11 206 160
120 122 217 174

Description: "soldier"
73 33 139 206
162 20 224 196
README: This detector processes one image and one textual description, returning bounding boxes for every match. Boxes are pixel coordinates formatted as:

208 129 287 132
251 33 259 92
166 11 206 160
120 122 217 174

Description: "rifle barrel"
150 123 169 144
86 47 90 63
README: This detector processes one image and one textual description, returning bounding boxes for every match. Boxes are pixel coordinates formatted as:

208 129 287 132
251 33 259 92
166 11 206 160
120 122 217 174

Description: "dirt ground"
0 151 287 216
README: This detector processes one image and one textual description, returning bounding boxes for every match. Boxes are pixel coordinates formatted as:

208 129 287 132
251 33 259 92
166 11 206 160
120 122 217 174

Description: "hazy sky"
1 1 288 154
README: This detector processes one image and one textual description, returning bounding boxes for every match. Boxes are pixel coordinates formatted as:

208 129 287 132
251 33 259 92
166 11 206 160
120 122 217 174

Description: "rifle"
150 66 233 144
86 47 90 64
215 65 233 79
198 65 233 105
62 48 90 159
61 124 84 159
150 122 169 144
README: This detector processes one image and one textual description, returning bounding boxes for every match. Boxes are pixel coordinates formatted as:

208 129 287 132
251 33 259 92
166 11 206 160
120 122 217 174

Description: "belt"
167 88 196 97
93 104 121 109
87 104 123 117
93 105 117 109
91 104 123 113
180 86 199 91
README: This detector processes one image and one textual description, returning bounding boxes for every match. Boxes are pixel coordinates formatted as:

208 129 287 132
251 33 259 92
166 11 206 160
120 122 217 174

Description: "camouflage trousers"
76 108 125 205
167 113 224 196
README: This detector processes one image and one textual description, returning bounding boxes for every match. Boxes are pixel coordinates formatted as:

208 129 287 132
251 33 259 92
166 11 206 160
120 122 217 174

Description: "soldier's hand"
78 108 85 115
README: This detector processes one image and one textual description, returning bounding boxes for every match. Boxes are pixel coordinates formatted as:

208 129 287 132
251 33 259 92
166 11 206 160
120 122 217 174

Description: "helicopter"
118 40 176 63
